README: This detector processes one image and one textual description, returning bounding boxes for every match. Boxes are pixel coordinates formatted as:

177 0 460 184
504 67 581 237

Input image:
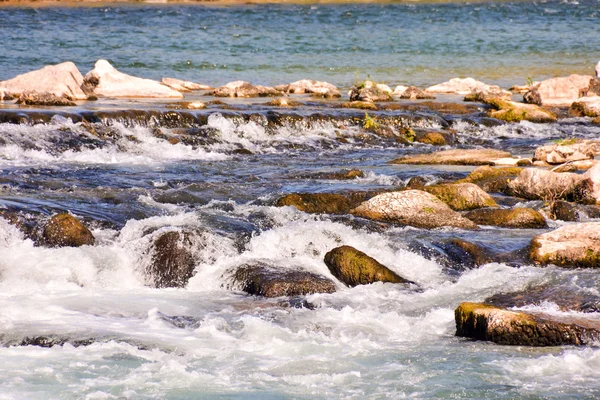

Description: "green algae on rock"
464 208 547 229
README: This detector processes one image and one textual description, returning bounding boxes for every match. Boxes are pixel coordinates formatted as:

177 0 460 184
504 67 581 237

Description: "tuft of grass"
363 112 379 130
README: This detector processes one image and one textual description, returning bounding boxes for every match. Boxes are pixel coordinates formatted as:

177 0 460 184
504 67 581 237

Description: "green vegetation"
552 138 578 146
363 112 379 130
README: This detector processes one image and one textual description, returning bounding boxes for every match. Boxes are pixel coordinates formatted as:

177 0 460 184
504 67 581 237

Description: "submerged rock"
348 81 392 102
524 74 593 106
324 245 413 287
443 239 492 268
484 98 557 123
530 222 600 268
0 61 87 100
146 230 199 288
160 77 211 92
211 81 280 98
230 263 336 297
16 91 76 106
508 168 593 203
389 148 519 166
424 183 498 211
455 302 600 346
351 190 478 229
485 285 600 313
42 213 95 247
464 208 547 229
82 60 183 98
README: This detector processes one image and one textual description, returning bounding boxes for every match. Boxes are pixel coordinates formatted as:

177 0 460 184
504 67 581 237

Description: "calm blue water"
0 1 599 88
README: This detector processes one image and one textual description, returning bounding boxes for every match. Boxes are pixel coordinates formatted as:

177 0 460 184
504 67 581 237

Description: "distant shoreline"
0 0 533 8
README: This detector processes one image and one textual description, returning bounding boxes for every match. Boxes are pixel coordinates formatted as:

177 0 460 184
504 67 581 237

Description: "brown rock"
414 131 447 146
324 245 413 287
389 148 515 166
485 98 557 123
16 91 76 106
42 213 95 247
457 165 522 193
276 193 364 214
211 81 281 98
508 168 593 203
424 183 498 211
485 285 600 313
146 230 199 288
464 208 547 228
570 96 600 118
397 86 435 100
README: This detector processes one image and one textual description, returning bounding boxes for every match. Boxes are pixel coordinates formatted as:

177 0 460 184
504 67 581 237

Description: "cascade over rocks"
0 61 88 101
529 222 600 268
323 245 414 287
423 183 498 211
228 262 336 297
211 81 281 98
464 208 547 229
82 60 183 98
146 230 202 288
455 302 600 346
524 74 593 106
42 213 95 248
351 190 478 229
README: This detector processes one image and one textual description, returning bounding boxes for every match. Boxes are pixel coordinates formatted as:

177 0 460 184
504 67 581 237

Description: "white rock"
530 222 600 267
392 85 408 96
0 62 87 100
426 77 506 95
161 77 211 91
82 60 183 98
596 61 600 78
524 74 593 106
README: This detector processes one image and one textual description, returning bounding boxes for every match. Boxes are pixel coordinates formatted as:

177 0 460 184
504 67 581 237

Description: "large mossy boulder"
464 208 547 229
455 302 600 346
457 165 523 193
389 148 521 166
529 222 600 268
424 183 498 211
229 263 336 297
146 230 200 288
508 168 593 203
42 213 95 248
351 190 478 229
323 245 413 287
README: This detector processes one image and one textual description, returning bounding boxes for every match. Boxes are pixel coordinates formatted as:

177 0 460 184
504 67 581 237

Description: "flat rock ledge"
455 302 600 346
390 148 528 166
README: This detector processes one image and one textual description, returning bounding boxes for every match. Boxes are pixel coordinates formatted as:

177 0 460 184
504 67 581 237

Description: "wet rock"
484 98 557 123
455 302 600 346
324 245 413 287
586 78 600 96
427 77 507 96
341 101 378 110
463 86 512 102
16 91 76 106
230 263 336 297
533 140 599 165
389 148 518 166
464 208 547 228
424 183 498 211
277 79 341 98
42 213 95 247
443 239 492 268
300 169 365 180
160 77 211 92
276 193 364 214
165 101 206 110
211 80 280 98
397 86 436 100
348 81 392 102
548 200 600 221
524 74 593 106
530 222 600 268
146 230 200 288
414 131 447 146
82 60 183 98
570 96 600 118
457 166 522 193
0 61 87 100
351 190 478 229
406 176 428 190
508 168 593 203
485 285 600 313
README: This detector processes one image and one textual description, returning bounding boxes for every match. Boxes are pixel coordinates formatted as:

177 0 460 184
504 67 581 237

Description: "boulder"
323 245 413 287
265 98 303 107
211 80 280 98
0 61 87 100
463 86 512 102
457 165 522 193
16 91 76 106
426 77 507 96
414 131 448 146
391 85 408 97
551 159 597 173
229 263 336 297
464 208 547 229
570 96 600 118
161 77 211 91
508 168 593 203
443 239 492 268
396 86 436 100
424 183 498 211
348 81 392 102
485 285 600 313
586 78 600 97
549 200 600 221
276 192 367 214
484 98 557 123
584 162 600 203
530 222 600 267
533 140 599 165
42 213 95 247
523 74 593 106
455 302 600 346
82 60 183 98
299 169 364 180
389 148 521 166
277 79 340 98
351 190 478 229
146 230 201 288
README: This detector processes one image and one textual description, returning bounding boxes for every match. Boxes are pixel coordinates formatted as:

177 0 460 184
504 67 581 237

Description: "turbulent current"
1 0 600 398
